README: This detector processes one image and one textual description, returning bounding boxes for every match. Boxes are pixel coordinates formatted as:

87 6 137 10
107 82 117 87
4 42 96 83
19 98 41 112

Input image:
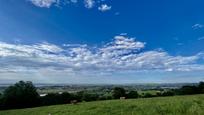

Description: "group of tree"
0 81 40 109
174 82 204 95
1 81 204 110
112 87 139 99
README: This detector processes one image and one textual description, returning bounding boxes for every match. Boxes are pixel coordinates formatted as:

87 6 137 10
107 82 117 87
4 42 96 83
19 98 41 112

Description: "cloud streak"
192 24 204 30
29 0 112 12
0 35 203 76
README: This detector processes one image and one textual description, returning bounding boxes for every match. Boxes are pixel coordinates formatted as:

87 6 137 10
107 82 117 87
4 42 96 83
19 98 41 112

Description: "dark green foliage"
0 95 3 109
73 91 85 102
1 81 39 109
60 92 72 103
198 82 204 93
178 86 198 95
112 87 126 99
162 90 175 96
1 81 204 110
41 93 60 105
82 93 99 102
127 91 139 99
41 92 72 106
99 94 113 100
3 94 204 115
143 93 155 98
71 91 99 102
175 82 204 95
156 92 162 96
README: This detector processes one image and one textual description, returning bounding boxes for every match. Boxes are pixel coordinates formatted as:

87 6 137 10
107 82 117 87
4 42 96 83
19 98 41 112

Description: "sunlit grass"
1 94 204 115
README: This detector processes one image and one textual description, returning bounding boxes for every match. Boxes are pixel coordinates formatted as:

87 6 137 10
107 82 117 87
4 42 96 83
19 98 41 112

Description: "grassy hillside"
1 95 204 115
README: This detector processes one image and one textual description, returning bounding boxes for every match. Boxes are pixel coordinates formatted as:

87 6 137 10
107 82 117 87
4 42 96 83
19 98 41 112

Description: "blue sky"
0 0 204 84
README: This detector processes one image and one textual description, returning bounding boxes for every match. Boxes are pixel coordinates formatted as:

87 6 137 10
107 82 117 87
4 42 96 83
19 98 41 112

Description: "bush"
127 91 139 99
73 91 85 102
99 93 113 100
178 86 198 95
162 90 175 96
198 82 204 93
41 93 60 105
143 93 155 98
82 93 99 102
41 92 72 106
60 92 72 103
156 92 162 96
1 81 39 109
112 87 126 99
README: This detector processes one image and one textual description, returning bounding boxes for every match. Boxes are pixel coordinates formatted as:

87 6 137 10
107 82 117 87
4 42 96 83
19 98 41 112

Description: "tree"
143 93 154 98
112 87 126 99
41 93 60 105
162 90 175 96
60 92 72 103
198 82 204 93
74 91 85 102
0 93 3 109
82 93 99 102
179 86 198 95
2 81 39 109
127 91 139 99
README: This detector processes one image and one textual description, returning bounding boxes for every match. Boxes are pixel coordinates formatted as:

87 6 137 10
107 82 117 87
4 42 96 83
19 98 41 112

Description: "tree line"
0 81 204 110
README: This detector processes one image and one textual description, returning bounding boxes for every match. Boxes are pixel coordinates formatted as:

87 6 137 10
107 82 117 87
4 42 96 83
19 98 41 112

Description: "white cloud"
84 0 95 9
28 0 113 13
192 24 204 30
198 36 204 41
29 0 59 8
98 4 111 12
29 0 79 8
0 35 203 76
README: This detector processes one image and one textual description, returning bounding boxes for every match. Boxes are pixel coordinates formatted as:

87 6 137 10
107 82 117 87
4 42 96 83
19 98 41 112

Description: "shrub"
40 92 72 106
198 82 204 93
162 90 175 96
127 91 139 99
82 93 99 102
179 86 198 95
143 93 155 98
112 87 126 99
1 81 39 109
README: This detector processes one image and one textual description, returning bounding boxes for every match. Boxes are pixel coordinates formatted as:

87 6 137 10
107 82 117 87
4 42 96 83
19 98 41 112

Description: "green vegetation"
1 94 204 115
1 81 40 109
2 81 204 110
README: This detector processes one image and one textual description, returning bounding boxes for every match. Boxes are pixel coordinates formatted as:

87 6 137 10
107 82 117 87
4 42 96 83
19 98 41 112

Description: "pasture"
1 94 204 115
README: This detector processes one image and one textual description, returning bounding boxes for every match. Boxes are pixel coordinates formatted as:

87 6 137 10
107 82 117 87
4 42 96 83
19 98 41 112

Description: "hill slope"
1 95 204 115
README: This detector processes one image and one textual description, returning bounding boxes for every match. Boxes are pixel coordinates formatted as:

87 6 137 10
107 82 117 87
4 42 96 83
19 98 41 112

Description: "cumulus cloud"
84 0 95 8
0 35 203 76
28 0 112 12
29 0 79 8
29 0 59 8
98 4 111 12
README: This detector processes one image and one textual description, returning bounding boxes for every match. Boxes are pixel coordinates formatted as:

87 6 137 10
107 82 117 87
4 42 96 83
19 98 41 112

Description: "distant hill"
1 94 204 115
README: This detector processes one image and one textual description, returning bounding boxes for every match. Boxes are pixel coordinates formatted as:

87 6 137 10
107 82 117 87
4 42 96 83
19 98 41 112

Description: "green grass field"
1 95 204 115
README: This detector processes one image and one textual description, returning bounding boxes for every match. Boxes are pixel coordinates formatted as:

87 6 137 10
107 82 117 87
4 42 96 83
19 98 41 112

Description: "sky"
0 0 204 84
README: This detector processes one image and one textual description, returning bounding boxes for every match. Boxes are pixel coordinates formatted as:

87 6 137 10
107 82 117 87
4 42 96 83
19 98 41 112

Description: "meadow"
1 94 204 115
